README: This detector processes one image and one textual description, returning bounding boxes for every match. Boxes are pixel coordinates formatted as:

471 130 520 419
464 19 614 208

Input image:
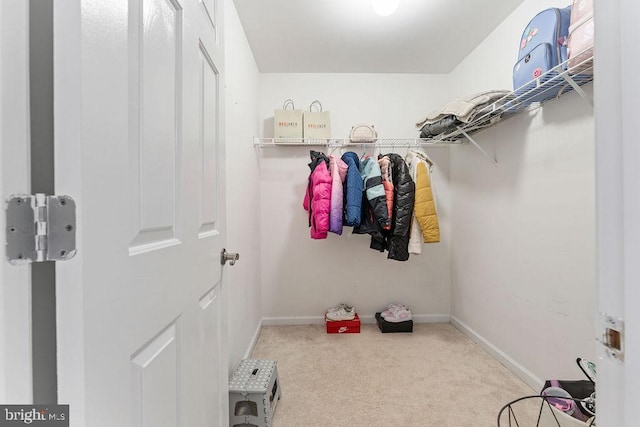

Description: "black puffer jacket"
371 153 415 261
353 157 389 239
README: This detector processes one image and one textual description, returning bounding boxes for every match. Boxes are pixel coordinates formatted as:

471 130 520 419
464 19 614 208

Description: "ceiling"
233 0 526 74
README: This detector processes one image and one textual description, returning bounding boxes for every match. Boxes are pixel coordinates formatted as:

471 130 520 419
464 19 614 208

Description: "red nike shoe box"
326 313 360 334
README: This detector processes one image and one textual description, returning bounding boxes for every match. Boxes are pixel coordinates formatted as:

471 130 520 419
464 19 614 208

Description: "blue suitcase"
512 6 571 105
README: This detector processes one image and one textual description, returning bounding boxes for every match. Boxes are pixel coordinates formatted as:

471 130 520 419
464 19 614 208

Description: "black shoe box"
375 312 413 333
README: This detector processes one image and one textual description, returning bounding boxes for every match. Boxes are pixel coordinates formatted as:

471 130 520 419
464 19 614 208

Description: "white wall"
448 0 596 388
258 74 453 322
449 0 572 96
259 74 451 140
224 0 262 371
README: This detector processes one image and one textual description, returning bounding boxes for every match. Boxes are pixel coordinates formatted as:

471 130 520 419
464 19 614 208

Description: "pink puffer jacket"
328 155 348 235
303 151 332 239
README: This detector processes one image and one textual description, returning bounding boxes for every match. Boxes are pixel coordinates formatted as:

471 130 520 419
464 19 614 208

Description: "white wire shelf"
434 50 594 143
254 51 593 162
253 137 463 148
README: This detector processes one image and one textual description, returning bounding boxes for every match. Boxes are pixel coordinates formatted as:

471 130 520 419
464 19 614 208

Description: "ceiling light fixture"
372 0 400 17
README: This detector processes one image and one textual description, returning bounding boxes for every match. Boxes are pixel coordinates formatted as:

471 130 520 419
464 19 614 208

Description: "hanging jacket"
303 151 332 239
341 152 363 227
385 153 415 261
328 155 348 235
360 157 390 230
353 157 390 237
406 150 440 249
378 156 394 231
407 152 423 255
353 190 376 236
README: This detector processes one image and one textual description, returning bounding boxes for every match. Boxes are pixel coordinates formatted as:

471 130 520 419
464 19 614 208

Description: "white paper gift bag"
303 100 331 139
274 99 303 141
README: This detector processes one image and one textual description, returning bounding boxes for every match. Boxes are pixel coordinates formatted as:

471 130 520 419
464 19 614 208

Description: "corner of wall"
242 319 263 361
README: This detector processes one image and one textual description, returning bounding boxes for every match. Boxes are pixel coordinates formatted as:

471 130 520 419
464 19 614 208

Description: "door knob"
220 248 239 266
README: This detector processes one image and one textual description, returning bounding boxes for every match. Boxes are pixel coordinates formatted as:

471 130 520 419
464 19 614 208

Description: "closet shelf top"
255 53 593 151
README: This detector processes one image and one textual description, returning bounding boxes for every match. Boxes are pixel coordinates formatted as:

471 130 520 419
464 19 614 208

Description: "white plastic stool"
229 359 281 427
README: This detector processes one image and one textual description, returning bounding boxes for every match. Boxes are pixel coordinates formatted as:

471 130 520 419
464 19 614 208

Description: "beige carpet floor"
250 323 542 427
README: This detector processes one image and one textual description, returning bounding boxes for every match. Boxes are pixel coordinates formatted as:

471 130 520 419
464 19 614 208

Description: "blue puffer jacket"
341 152 363 227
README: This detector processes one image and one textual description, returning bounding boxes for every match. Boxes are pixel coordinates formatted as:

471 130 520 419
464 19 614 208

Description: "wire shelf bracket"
456 127 497 165
559 71 594 106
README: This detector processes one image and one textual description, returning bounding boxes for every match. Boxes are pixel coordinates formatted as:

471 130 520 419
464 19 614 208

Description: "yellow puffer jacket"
406 151 440 244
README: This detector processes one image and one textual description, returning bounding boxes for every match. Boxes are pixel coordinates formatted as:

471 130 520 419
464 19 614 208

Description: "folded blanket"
416 90 511 129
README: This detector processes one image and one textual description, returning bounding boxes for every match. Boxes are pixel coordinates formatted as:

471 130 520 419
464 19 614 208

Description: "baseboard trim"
413 314 451 323
450 315 543 391
243 319 263 359
261 314 451 326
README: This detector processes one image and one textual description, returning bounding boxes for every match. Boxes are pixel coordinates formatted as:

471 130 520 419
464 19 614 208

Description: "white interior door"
0 0 33 404
594 0 640 426
53 0 227 426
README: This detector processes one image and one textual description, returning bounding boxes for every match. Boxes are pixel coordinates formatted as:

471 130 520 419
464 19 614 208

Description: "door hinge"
598 313 624 362
5 194 77 264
